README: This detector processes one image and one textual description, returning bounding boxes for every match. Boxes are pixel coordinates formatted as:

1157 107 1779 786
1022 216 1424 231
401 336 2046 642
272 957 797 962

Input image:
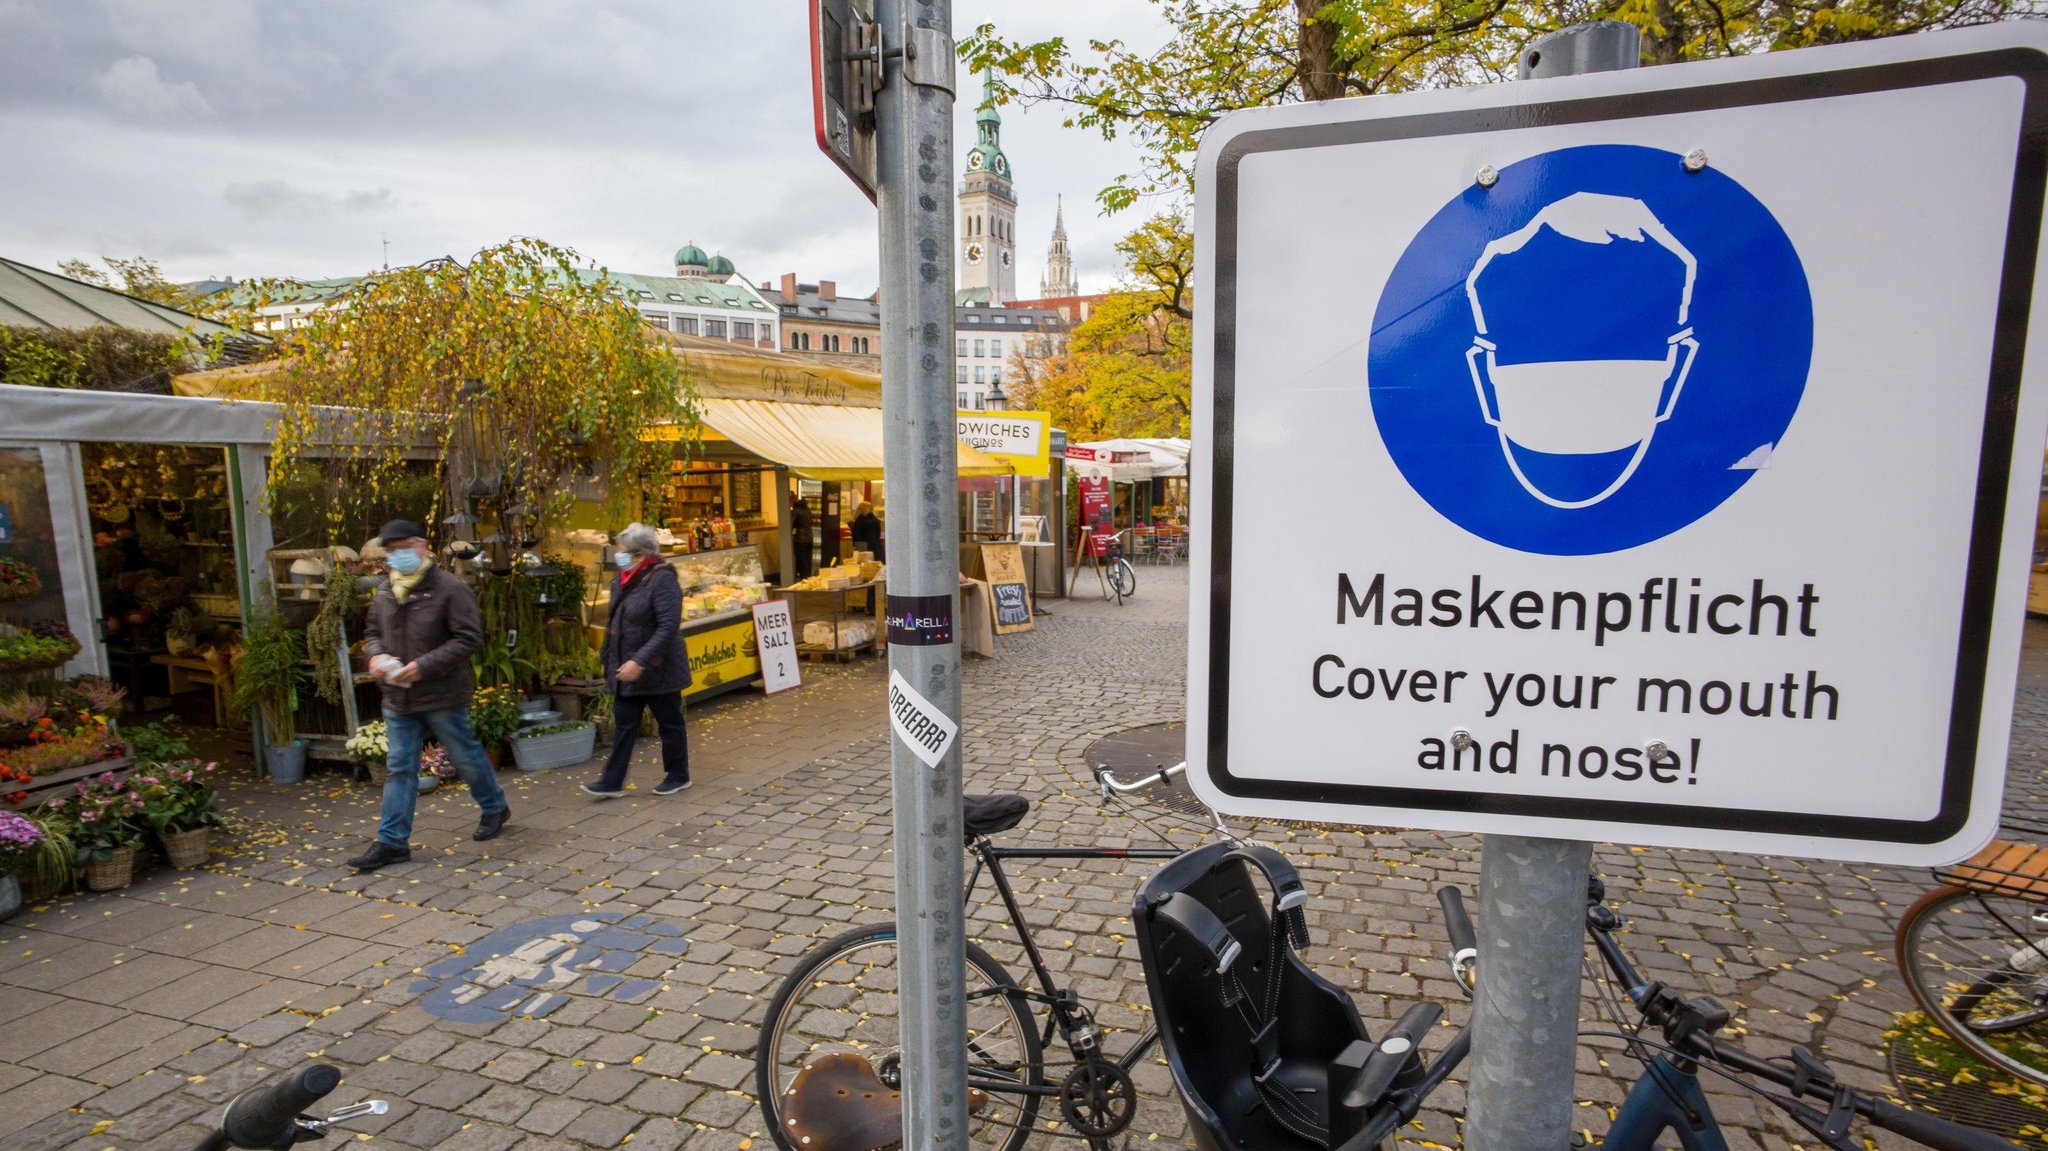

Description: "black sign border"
1206 47 2048 844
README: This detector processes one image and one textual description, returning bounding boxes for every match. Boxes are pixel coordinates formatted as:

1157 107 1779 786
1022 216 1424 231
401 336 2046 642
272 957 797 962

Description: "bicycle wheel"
1109 559 1137 601
1897 885 2048 1085
756 923 1045 1151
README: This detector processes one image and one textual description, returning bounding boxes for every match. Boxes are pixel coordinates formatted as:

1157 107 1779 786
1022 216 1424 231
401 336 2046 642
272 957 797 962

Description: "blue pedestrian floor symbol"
1368 144 1813 555
411 911 689 1024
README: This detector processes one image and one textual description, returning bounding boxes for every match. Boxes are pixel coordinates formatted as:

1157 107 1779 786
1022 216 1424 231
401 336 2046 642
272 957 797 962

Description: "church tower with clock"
958 69 1017 304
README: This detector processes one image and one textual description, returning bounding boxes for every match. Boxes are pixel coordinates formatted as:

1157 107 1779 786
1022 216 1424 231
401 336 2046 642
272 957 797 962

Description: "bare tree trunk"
1296 0 1348 101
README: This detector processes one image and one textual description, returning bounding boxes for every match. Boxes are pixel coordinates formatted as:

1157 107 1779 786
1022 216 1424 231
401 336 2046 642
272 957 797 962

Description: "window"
957 338 967 357
675 316 698 336
974 394 985 410
959 392 968 408
974 366 985 384
705 319 727 338
990 339 1002 358
827 334 840 352
734 321 754 340
973 340 984 357
993 315 1007 324
667 293 685 302
855 337 869 354
957 365 967 384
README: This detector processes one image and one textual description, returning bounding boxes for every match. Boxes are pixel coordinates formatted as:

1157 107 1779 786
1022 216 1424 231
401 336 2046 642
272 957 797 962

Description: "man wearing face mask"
346 519 511 871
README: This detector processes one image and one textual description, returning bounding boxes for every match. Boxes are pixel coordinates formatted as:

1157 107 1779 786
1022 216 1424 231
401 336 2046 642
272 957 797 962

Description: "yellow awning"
700 397 1013 481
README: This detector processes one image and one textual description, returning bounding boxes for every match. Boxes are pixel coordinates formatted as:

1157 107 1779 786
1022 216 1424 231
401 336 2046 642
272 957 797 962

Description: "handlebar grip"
222 1064 341 1148
1437 886 1477 954
1867 1099 2018 1151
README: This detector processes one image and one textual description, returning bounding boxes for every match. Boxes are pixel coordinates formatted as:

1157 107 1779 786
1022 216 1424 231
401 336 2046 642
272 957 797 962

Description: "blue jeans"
378 708 509 848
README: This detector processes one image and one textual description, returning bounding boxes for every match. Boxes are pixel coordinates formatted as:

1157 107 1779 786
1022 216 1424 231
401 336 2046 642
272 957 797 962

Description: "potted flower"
136 760 224 869
231 605 308 782
468 685 524 768
69 774 144 891
0 811 45 919
345 721 389 786
510 719 598 772
0 555 42 603
417 744 455 793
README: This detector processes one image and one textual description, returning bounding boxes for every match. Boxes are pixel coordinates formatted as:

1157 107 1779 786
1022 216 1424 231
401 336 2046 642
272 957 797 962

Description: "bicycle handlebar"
1093 761 1186 797
216 1064 340 1149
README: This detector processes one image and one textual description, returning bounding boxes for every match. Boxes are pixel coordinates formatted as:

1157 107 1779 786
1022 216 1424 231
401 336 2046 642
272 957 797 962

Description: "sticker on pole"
1187 26 2048 865
889 669 958 768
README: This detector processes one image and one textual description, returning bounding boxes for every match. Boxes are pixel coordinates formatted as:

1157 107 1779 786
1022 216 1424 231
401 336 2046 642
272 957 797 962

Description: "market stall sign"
980 543 1034 634
1064 446 1150 464
682 617 761 699
752 599 803 695
956 411 1052 477
1186 25 2048 866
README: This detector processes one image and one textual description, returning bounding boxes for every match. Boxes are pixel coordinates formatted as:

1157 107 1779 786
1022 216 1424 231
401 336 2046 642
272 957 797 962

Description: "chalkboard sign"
980 542 1034 635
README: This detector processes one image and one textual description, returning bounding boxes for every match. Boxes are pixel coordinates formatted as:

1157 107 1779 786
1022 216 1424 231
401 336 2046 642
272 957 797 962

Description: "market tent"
695 397 1012 481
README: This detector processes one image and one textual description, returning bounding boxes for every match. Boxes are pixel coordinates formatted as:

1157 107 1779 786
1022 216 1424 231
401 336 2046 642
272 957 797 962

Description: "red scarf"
619 555 657 586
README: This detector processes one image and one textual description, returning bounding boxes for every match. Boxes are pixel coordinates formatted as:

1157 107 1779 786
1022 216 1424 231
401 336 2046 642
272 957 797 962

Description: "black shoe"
347 841 411 871
474 808 510 841
580 783 625 799
652 778 693 796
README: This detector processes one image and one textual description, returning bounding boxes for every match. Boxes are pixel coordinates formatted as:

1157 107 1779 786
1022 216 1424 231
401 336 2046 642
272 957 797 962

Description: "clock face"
994 155 1008 176
968 152 984 171
1000 249 1012 267
965 242 985 266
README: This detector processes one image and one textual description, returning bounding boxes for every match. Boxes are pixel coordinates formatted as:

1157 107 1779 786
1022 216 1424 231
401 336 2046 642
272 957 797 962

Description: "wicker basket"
510 722 598 772
161 827 211 870
85 845 137 892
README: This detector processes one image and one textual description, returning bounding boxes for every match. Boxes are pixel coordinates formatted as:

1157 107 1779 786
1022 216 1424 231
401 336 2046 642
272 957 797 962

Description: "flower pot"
358 758 389 787
486 747 505 771
519 697 552 717
161 827 211 869
417 773 442 794
85 845 136 892
0 875 20 920
548 691 585 721
511 721 598 772
265 741 307 784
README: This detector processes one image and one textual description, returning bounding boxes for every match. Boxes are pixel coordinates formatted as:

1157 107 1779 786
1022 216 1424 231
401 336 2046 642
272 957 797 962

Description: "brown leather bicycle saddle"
779 1052 991 1151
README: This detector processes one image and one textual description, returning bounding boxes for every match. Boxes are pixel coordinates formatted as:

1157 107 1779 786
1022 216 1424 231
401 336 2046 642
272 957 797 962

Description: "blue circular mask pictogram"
1366 144 1813 555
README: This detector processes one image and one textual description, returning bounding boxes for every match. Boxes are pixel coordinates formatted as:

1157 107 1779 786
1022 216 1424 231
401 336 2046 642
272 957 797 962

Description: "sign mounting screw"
1475 166 1499 189
1683 149 1708 172
1645 740 1674 764
1450 729 1475 751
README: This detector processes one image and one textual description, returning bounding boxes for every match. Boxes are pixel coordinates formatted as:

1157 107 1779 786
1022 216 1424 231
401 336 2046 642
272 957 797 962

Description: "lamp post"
986 381 1007 411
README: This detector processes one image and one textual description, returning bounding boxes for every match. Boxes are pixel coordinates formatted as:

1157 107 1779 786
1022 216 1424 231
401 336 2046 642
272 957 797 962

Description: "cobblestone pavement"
3 567 2045 1151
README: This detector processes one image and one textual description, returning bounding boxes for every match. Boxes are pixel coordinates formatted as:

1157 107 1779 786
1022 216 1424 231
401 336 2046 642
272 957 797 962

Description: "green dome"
675 243 709 268
708 253 735 276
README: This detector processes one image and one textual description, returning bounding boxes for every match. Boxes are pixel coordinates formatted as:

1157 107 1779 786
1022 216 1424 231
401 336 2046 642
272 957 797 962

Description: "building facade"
766 274 879 358
1040 196 1078 298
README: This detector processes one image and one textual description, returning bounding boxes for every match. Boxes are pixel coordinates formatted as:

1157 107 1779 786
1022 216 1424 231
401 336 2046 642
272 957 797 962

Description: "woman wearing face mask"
582 523 693 798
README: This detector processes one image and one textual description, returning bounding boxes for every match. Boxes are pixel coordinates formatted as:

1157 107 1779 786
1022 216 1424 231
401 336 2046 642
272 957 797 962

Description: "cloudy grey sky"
0 1 1167 295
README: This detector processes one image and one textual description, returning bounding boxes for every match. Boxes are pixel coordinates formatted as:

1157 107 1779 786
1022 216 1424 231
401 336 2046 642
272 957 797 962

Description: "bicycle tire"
1896 885 2048 1086
1109 560 1136 601
755 923 1045 1151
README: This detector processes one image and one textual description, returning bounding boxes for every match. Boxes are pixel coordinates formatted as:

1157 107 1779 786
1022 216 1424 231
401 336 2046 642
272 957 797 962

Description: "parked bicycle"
1438 874 2014 1150
754 763 1220 1151
1103 529 1137 604
1895 814 2048 1087
187 1063 386 1150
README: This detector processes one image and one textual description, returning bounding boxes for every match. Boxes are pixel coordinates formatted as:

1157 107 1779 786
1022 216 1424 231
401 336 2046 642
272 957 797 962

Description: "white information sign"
752 599 802 696
957 411 1052 476
1187 26 2048 864
888 669 958 768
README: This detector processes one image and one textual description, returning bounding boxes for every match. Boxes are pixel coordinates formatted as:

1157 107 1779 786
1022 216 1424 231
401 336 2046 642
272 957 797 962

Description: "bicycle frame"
1605 1058 1730 1151
965 839 1184 1094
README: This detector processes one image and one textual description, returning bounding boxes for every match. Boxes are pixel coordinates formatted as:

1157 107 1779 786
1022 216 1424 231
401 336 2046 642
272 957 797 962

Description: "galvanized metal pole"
874 2 969 1150
1465 24 1639 1151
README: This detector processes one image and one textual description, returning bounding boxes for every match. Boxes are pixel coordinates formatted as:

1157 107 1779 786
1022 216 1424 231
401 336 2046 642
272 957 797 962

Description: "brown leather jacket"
362 565 482 715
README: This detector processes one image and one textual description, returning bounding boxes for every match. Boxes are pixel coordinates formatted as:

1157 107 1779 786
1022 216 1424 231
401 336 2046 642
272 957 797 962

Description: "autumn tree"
964 0 2042 211
220 238 696 534
58 256 194 308
1012 291 1192 439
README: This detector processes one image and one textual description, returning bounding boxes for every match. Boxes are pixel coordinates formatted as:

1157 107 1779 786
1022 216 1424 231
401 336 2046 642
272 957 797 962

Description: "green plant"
0 556 41 602
467 685 524 751
0 627 82 673
514 720 595 740
587 691 613 723
0 811 44 878
306 554 370 705
124 722 191 768
134 760 225 835
231 602 306 746
538 645 603 686
538 555 589 616
21 808 72 892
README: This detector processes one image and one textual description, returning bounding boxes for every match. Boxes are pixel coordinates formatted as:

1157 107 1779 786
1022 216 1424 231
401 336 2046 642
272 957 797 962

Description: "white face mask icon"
1465 192 1700 508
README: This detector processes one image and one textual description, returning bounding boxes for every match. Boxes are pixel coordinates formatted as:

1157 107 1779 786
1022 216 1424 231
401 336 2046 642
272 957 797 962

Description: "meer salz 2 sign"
1187 26 2048 864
